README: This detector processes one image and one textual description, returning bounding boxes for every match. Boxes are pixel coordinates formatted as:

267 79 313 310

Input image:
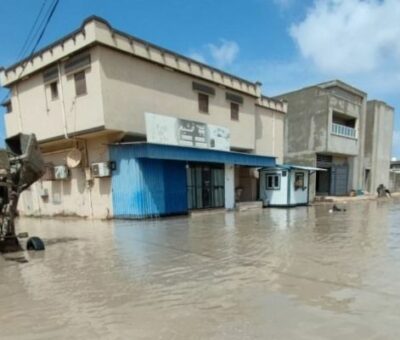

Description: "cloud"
291 0 400 75
207 40 240 68
188 40 240 69
230 59 322 96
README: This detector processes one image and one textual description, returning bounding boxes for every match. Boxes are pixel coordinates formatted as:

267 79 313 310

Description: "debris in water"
329 204 347 213
4 256 29 263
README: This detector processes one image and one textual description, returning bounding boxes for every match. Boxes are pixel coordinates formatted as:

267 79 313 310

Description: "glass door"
187 164 225 210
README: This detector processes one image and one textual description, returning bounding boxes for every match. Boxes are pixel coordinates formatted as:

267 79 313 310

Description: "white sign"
145 112 230 151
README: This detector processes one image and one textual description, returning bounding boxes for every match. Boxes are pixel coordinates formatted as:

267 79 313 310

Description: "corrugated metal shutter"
316 154 332 168
331 165 348 196
110 146 188 218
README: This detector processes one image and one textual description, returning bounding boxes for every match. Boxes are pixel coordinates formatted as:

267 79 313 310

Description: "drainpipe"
57 62 69 139
272 112 276 157
14 85 23 132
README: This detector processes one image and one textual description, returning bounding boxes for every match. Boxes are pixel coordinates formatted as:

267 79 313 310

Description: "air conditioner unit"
91 162 112 178
54 165 69 180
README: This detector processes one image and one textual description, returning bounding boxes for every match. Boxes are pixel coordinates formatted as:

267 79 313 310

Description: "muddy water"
1 199 400 339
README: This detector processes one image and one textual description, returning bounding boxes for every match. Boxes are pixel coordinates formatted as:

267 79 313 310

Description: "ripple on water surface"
1 199 400 339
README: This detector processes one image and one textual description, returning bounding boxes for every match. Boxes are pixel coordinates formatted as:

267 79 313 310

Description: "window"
4 100 12 113
74 71 87 96
64 53 91 74
198 93 209 113
266 174 280 190
294 172 305 190
230 102 239 120
50 81 59 100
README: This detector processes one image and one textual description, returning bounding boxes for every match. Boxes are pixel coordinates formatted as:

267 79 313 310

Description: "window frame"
198 92 209 114
49 81 59 100
294 172 305 191
4 101 12 114
74 70 87 97
265 174 280 190
230 101 239 121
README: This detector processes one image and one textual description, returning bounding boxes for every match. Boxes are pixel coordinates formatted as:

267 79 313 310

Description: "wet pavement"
1 199 400 339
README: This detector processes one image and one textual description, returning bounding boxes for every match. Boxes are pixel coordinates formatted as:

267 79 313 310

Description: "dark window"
74 71 87 96
294 172 305 190
198 93 209 113
50 81 59 100
226 92 243 104
4 101 12 113
64 53 91 74
192 82 215 95
267 176 273 188
230 102 239 120
43 65 58 83
332 111 356 128
266 174 280 190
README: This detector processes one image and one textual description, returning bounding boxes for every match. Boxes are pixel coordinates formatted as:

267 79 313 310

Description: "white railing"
331 123 357 138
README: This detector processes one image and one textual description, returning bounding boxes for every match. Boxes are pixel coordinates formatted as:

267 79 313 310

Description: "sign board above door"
145 112 230 151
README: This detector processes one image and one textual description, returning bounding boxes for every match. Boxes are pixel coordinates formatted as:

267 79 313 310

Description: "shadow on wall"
75 168 86 194
63 178 72 196
51 181 62 205
99 177 111 196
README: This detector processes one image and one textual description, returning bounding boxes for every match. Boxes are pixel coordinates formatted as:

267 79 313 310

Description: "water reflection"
1 200 400 339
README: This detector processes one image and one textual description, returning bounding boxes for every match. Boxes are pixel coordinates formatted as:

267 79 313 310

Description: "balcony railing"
331 123 357 139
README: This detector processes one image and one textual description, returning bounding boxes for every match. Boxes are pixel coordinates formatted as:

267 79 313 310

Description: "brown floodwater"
1 199 400 339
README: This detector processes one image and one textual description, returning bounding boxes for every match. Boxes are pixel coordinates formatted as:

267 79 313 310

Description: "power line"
28 0 60 57
1 0 60 104
17 0 48 60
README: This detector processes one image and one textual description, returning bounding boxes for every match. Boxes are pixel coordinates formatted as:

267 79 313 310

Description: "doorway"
316 168 331 195
187 164 224 209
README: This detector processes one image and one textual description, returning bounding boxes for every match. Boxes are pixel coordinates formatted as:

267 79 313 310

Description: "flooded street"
1 199 400 339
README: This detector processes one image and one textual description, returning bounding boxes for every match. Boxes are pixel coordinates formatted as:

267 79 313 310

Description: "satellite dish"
66 149 82 168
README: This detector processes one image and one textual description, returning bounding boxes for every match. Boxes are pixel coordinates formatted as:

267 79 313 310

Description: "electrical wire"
25 0 60 63
17 0 48 60
1 0 60 104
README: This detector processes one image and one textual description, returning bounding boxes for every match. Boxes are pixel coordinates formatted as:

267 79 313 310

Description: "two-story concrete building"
0 16 286 219
364 100 394 192
275 80 393 199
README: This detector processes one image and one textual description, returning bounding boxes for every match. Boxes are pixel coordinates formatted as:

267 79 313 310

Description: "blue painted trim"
110 143 275 167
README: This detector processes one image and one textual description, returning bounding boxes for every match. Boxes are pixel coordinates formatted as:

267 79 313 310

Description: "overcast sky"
0 0 398 157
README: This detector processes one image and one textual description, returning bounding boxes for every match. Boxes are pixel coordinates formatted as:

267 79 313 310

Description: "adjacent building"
275 80 394 199
390 159 400 192
364 100 394 192
0 16 286 219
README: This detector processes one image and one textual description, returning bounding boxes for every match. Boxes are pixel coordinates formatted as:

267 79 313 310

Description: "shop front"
187 163 225 210
109 143 275 219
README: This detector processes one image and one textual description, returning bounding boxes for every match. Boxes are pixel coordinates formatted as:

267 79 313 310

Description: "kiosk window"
266 174 280 190
294 172 305 190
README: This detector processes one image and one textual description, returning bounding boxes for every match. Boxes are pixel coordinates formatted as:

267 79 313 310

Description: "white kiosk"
259 165 325 207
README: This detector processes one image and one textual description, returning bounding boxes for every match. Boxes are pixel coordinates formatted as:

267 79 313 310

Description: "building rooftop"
0 16 285 113
273 79 367 100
